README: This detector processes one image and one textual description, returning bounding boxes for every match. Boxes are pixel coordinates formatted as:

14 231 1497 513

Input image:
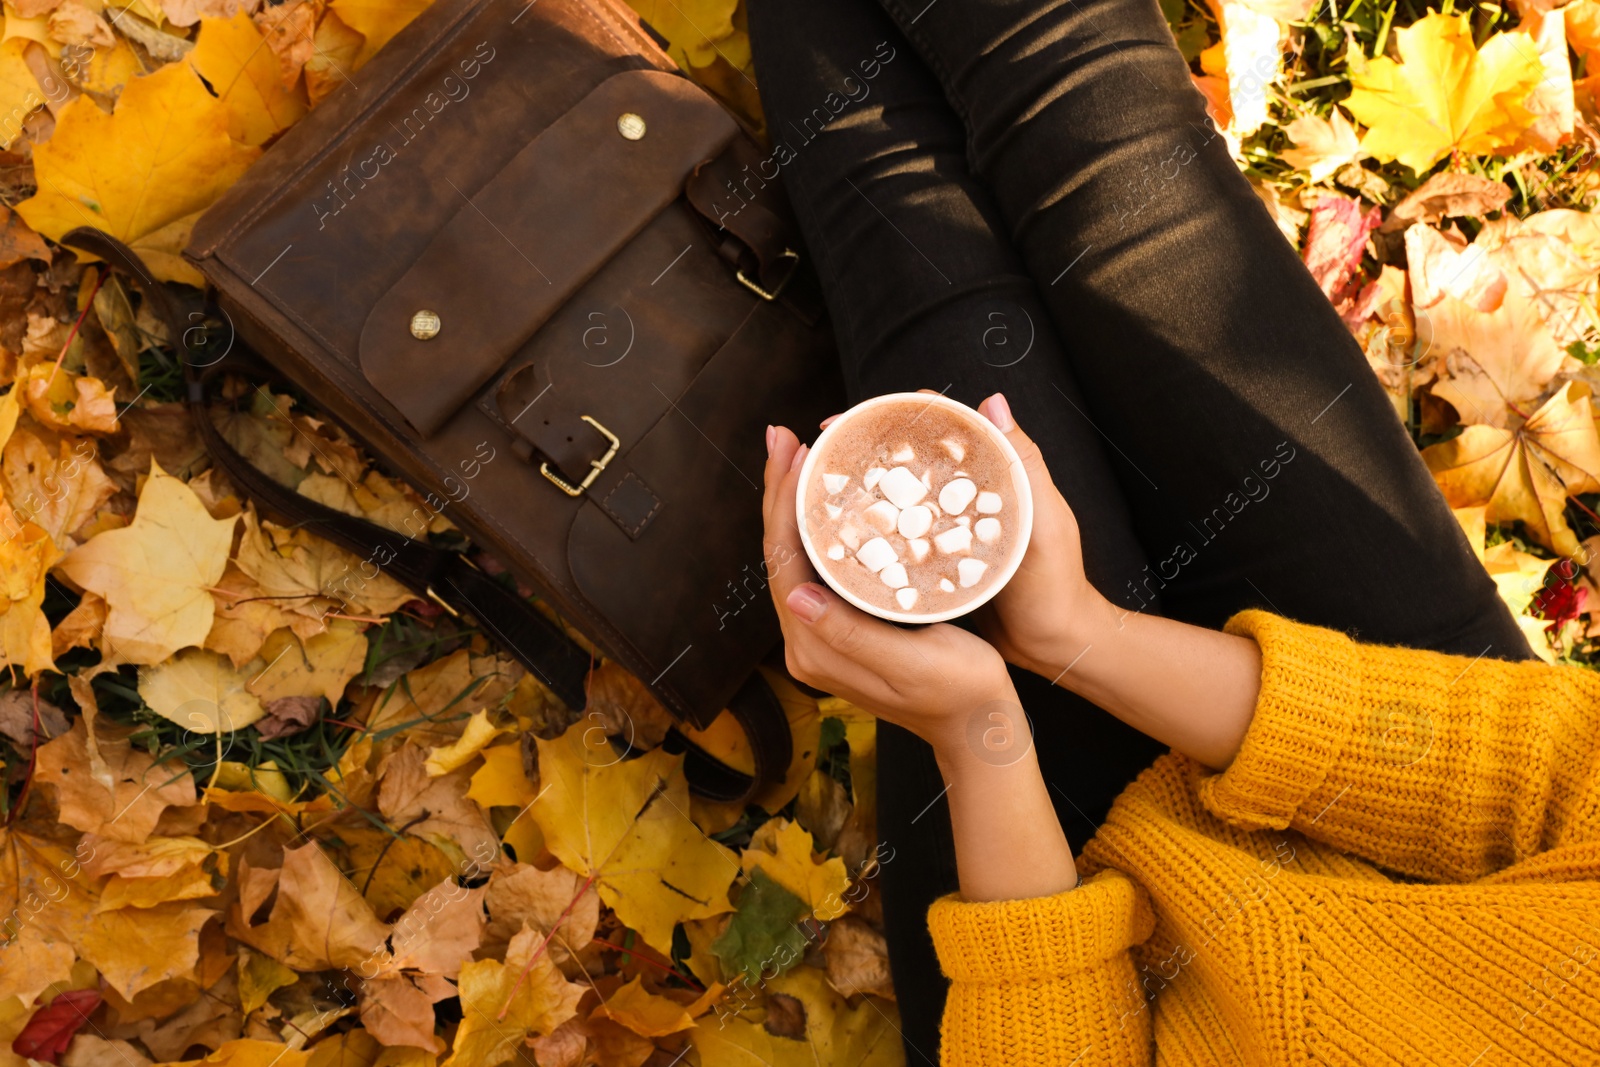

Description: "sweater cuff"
927 870 1154 984
1197 610 1359 830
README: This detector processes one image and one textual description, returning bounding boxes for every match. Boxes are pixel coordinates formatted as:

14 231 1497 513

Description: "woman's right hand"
972 393 1113 680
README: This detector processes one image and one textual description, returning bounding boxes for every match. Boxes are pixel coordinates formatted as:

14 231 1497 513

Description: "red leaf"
1302 193 1382 302
12 989 103 1064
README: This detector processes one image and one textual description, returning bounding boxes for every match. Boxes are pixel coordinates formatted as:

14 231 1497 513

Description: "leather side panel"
359 70 737 436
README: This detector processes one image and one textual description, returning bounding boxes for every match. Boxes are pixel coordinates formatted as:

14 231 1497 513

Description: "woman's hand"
969 393 1113 679
762 424 1018 760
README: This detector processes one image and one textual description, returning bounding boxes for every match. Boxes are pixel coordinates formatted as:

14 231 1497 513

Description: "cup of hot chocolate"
795 392 1032 624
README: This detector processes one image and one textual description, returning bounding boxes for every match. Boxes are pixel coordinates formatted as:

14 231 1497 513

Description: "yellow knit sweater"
928 610 1600 1066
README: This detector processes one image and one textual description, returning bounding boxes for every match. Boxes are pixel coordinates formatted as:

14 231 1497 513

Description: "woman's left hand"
762 424 1018 758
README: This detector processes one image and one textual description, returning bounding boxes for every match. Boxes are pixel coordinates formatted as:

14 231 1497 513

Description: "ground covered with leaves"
0 0 1595 1065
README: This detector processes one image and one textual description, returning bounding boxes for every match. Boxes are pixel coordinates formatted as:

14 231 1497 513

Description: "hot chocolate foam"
802 399 1022 617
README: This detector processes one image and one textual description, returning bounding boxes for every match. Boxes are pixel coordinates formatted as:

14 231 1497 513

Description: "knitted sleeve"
1198 609 1600 882
927 870 1156 1066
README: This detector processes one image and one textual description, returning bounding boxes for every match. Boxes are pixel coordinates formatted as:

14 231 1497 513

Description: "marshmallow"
839 525 861 550
941 438 966 462
892 444 915 463
975 517 1002 543
863 467 886 490
880 466 929 509
939 578 956 593
826 543 845 561
864 500 900 534
976 491 1003 514
957 516 970 527
856 537 897 573
895 587 919 610
897 505 933 538
934 526 972 554
958 558 988 588
921 469 933 490
907 537 931 562
824 503 842 520
879 562 909 588
939 477 976 515
823 473 849 494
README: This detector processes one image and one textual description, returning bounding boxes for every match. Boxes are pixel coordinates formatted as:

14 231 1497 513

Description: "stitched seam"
601 472 662 537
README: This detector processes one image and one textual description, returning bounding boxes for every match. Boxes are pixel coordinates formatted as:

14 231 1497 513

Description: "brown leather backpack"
67 0 841 799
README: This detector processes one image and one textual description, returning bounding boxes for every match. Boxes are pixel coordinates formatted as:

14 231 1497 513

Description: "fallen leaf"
712 868 810 983
1388 172 1511 228
424 708 502 777
822 917 894 999
1424 382 1600 556
1512 6 1575 154
0 206 50 269
161 0 258 28
0 687 68 749
1281 107 1363 182
78 901 214 1000
12 989 101 1064
465 741 535 809
302 9 363 107
1476 209 1600 346
531 734 737 954
1426 283 1566 428
251 0 316 89
3 429 117 549
364 648 521 745
228 842 389 971
189 12 308 146
583 662 674 752
52 590 105 659
61 1034 152 1067
0 40 43 151
444 923 585 1067
1213 0 1283 135
357 976 444 1053
0 517 60 675
741 819 850 922
1405 225 1507 313
1301 193 1381 302
376 743 500 870
150 1040 310 1067
36 718 197 843
138 647 267 733
1344 13 1544 172
233 511 414 624
16 62 259 286
47 2 112 49
253 695 321 740
794 769 850 853
767 966 903 1066
246 622 367 707
328 0 432 66
59 460 238 666
481 862 598 964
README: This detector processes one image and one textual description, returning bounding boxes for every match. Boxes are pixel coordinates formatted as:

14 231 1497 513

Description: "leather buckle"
539 415 621 496
737 249 800 302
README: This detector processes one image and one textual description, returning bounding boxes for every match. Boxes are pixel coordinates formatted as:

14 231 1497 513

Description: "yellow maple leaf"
329 0 433 66
1423 382 1600 557
466 741 535 809
591 976 697 1038
60 461 238 666
767 967 905 1066
15 61 259 286
0 517 60 676
3 429 117 551
741 818 851 922
445 923 585 1067
0 39 42 150
78 899 215 1000
229 842 390 971
0 826 100 1003
138 647 269 732
1344 13 1544 173
304 10 364 107
1426 286 1566 430
531 732 738 954
246 621 367 707
152 1040 311 1067
189 12 309 146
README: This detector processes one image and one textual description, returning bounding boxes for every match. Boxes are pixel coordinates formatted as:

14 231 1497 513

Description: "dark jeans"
745 0 1535 1060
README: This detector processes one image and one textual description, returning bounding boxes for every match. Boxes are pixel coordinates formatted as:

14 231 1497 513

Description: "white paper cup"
794 392 1033 624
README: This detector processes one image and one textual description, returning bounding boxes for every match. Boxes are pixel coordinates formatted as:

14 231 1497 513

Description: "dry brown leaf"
0 826 101 1003
252 0 318 89
245 622 366 706
303 9 363 106
1405 225 1507 312
822 917 894 999
160 0 260 29
0 687 69 749
36 718 198 843
234 511 414 622
47 1 113 48
3 429 117 549
1427 283 1568 429
228 842 389 971
481 861 598 963
1424 381 1600 556
79 901 215 1000
376 743 499 869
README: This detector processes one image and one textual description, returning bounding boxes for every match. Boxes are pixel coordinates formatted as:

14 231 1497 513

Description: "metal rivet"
617 112 646 140
410 309 441 340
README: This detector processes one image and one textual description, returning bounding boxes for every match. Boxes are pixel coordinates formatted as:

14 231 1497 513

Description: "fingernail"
986 392 1016 432
787 583 828 623
765 425 776 457
789 443 808 472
